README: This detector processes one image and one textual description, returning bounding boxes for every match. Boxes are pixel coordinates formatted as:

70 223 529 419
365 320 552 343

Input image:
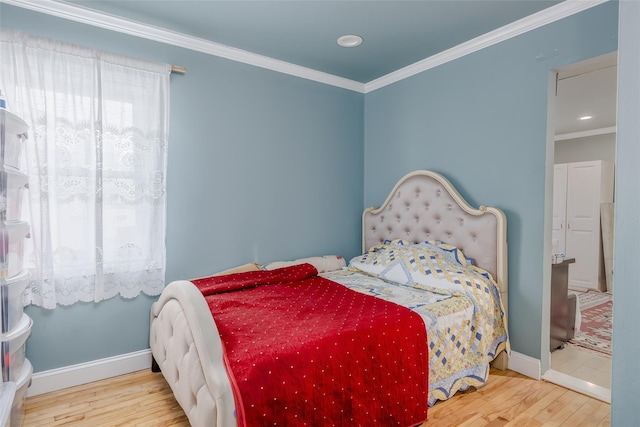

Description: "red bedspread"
192 264 429 426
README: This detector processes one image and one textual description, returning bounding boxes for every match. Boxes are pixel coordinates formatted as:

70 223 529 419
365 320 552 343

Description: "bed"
149 169 509 426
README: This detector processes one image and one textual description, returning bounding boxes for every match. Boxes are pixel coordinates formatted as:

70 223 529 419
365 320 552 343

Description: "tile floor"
551 344 611 389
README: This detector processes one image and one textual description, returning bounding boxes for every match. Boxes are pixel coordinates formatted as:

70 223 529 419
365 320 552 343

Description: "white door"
565 162 601 289
552 164 567 255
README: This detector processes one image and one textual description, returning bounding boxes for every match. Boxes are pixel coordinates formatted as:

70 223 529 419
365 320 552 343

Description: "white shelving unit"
1 108 33 427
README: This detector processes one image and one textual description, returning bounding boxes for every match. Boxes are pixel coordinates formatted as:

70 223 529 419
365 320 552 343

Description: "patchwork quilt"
323 239 509 405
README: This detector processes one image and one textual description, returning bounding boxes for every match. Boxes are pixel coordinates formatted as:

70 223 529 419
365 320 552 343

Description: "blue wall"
2 5 632 422
364 1 618 360
611 1 640 425
0 4 364 372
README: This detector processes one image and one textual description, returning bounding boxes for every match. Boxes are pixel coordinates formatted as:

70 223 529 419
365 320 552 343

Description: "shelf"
0 109 29 137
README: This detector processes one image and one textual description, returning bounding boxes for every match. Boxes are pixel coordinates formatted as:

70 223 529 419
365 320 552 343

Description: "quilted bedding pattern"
323 240 509 405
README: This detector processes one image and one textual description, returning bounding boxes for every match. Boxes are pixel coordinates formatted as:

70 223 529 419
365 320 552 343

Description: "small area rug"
568 291 612 357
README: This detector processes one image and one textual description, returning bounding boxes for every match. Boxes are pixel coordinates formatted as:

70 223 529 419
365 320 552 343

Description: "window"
1 30 170 308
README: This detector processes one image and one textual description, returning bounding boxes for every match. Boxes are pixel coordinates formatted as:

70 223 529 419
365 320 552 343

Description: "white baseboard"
26 348 541 397
27 349 152 397
508 351 611 403
541 369 611 403
508 351 541 380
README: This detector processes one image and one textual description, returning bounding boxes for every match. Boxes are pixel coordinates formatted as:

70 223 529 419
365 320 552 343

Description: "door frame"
540 54 616 403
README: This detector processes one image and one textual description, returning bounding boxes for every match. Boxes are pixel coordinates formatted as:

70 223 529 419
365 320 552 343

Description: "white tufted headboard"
362 170 508 316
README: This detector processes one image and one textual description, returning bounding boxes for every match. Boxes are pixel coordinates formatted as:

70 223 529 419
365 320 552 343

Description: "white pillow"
263 255 346 273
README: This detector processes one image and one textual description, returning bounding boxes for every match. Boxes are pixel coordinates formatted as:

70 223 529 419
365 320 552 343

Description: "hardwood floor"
23 370 189 426
23 368 610 426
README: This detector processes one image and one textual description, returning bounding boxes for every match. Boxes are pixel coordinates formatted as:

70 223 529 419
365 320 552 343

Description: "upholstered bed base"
363 170 508 326
149 170 509 426
150 280 236 427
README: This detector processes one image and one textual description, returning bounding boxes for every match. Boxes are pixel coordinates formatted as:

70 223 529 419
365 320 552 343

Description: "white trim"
3 0 606 94
364 0 608 93
508 351 541 380
542 369 611 403
26 349 152 397
21 350 611 404
555 126 617 141
1 0 365 93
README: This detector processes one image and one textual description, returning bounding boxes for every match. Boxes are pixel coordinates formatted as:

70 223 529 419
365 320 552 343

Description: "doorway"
542 52 617 402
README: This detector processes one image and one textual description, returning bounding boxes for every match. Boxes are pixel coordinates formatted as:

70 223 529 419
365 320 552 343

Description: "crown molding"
3 0 607 94
555 126 616 141
364 0 609 93
1 0 366 93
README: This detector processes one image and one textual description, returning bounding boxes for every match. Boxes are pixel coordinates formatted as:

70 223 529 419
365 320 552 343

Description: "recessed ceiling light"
337 35 363 48
579 115 593 120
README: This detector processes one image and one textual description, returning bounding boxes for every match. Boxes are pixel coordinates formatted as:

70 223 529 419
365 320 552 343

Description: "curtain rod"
171 65 187 74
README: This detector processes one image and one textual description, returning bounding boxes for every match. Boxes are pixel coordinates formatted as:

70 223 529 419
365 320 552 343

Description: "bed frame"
149 169 509 427
362 170 508 370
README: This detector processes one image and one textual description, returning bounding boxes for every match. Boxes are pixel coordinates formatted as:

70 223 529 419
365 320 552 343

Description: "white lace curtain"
0 30 170 308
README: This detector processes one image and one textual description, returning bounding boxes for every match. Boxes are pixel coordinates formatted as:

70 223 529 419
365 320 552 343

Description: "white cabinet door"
553 160 614 290
565 162 602 289
552 164 567 255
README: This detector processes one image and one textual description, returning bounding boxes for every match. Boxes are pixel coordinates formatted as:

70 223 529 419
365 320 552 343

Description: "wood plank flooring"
23 368 610 426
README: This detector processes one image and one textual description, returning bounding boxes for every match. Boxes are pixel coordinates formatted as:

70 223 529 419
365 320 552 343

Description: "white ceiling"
555 52 617 137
